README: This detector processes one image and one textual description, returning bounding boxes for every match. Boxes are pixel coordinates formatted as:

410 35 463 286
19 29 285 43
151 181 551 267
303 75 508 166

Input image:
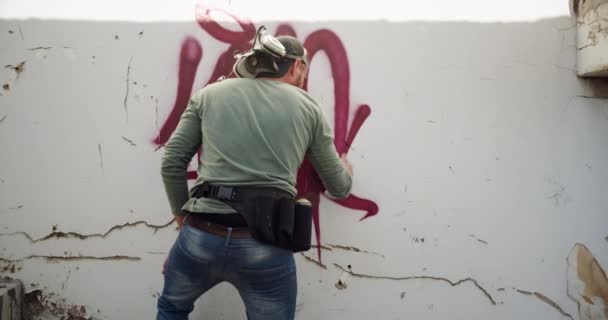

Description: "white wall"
1 1 607 319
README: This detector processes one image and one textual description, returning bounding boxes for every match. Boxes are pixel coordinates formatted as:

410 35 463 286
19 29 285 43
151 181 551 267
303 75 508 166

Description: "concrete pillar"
0 279 23 320
572 0 608 77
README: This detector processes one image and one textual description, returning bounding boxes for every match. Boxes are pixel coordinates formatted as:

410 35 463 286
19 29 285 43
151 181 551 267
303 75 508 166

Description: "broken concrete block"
0 278 23 320
567 243 608 320
571 0 608 76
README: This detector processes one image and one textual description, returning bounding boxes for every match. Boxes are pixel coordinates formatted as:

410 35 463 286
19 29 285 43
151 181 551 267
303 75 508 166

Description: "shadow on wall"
0 12 607 320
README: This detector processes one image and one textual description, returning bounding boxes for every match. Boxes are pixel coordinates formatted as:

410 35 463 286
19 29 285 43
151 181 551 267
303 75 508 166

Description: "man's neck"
257 76 294 86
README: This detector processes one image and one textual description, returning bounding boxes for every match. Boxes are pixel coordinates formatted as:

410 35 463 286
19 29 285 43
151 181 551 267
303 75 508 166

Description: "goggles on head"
233 26 308 78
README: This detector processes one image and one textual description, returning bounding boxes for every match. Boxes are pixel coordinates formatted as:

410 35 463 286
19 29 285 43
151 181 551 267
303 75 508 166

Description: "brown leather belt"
185 214 252 238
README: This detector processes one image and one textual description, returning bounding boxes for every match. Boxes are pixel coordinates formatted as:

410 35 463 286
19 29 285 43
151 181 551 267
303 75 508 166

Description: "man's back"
157 33 353 320
161 77 352 215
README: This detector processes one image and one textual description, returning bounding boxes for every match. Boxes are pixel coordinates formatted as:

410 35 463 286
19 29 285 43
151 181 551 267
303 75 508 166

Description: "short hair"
256 36 306 78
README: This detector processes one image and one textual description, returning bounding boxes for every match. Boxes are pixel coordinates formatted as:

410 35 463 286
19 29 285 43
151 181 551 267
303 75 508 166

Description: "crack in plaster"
155 97 160 139
469 234 489 245
311 245 333 251
27 47 52 51
515 288 574 320
333 263 496 305
0 255 141 263
98 144 104 175
516 289 533 295
0 218 174 243
579 42 596 50
121 136 136 147
326 243 385 258
578 95 608 99
124 57 133 123
300 252 327 269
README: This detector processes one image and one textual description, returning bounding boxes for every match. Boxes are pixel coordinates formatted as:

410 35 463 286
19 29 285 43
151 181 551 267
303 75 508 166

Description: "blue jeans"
157 223 297 320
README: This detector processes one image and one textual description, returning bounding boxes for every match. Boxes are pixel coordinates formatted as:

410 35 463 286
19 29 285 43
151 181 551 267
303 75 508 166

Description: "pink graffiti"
153 5 379 261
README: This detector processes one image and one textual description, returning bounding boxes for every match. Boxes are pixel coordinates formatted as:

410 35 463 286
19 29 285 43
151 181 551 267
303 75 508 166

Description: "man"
157 35 353 320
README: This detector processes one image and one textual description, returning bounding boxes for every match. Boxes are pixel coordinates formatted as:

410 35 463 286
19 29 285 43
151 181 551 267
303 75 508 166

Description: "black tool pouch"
290 199 313 252
192 184 312 252
251 196 281 244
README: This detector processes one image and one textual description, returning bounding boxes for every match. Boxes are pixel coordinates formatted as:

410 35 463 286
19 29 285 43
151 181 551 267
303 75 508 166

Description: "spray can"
292 198 313 251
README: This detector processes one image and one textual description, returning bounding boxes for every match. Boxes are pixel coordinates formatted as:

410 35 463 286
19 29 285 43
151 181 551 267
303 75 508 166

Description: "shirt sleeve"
160 91 203 215
307 108 352 199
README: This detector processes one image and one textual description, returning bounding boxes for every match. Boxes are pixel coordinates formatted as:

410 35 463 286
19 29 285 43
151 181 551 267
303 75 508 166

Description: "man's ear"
288 61 299 76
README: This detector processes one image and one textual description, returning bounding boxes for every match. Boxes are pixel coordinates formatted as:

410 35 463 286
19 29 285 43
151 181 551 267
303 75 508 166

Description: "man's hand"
175 215 186 230
340 154 353 176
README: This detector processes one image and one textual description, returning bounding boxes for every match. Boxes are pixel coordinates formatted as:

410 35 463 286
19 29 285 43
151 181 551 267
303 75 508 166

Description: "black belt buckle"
213 185 236 201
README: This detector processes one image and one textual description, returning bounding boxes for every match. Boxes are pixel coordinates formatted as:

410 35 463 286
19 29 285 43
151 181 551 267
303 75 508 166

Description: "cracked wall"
573 0 608 76
1 3 608 320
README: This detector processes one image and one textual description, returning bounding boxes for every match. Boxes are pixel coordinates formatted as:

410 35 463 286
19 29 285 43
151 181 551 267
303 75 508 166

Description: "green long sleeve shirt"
160 78 352 215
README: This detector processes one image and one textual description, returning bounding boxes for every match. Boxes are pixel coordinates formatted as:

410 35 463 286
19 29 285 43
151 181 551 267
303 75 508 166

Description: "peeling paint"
0 218 174 243
335 265 352 290
24 289 96 320
0 263 17 273
121 136 136 147
335 279 347 290
567 243 608 320
410 236 425 243
5 61 25 78
333 263 496 305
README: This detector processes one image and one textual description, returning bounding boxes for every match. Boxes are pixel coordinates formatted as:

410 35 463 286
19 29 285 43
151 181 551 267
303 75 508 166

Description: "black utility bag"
192 183 313 252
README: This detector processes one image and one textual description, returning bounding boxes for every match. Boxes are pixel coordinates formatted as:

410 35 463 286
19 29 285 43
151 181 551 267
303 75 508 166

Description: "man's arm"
308 110 353 199
160 91 203 224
